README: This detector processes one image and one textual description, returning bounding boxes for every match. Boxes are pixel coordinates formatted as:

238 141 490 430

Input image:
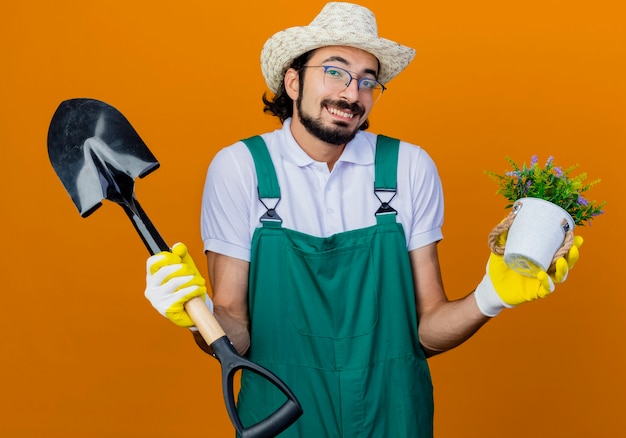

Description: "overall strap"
374 135 400 223
241 136 282 225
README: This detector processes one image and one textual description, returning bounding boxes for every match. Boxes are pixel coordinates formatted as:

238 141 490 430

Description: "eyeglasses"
301 65 386 102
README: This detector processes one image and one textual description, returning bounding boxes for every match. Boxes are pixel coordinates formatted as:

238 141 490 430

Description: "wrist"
190 329 215 356
474 273 512 317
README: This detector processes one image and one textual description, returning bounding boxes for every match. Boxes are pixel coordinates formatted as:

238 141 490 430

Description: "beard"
296 97 365 146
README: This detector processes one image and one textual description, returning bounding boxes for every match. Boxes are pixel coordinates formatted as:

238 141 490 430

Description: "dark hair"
262 51 312 123
262 49 370 130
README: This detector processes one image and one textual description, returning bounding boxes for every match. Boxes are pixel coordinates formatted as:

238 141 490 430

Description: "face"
288 46 380 146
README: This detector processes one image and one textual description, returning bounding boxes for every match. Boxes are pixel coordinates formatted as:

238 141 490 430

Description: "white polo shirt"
201 118 444 262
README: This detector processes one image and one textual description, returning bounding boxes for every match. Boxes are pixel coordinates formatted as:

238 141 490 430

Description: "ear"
284 68 300 100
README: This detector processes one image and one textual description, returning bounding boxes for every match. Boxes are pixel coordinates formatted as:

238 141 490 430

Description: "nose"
338 78 360 102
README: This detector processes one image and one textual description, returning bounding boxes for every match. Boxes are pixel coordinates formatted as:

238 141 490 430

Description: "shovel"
47 98 302 438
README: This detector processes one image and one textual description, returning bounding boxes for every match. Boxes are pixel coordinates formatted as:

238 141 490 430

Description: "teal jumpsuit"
236 135 434 437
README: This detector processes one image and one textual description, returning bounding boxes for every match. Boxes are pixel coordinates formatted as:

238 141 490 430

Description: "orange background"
2 1 624 436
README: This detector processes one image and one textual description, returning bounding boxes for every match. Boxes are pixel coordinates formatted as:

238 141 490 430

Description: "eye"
360 79 379 90
325 67 346 80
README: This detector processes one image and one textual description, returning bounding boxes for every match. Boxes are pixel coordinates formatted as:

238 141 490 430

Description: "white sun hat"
260 2 416 93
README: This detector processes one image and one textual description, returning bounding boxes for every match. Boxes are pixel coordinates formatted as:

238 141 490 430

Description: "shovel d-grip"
47 98 302 437
211 337 303 438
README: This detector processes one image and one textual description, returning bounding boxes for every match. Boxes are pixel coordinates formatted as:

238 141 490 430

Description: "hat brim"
261 26 416 93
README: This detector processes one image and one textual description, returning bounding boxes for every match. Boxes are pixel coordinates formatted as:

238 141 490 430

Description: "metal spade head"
47 98 160 217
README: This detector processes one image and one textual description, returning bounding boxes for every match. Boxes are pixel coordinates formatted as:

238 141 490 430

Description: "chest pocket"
283 230 379 339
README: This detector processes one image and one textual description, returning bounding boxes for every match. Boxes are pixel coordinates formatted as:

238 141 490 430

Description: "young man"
144 3 581 436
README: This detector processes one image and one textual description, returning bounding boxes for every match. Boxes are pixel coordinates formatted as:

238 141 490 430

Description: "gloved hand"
145 242 214 327
549 235 583 284
474 232 583 317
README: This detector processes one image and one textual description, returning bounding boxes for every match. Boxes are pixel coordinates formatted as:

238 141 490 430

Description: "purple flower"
554 167 563 177
578 196 589 206
530 155 538 167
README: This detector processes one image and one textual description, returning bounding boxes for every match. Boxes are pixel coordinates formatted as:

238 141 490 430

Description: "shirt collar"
278 118 375 168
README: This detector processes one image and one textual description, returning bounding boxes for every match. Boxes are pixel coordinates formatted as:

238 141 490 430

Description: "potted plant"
485 155 605 276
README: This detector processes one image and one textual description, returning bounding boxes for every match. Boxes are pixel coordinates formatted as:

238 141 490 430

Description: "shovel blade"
47 98 160 217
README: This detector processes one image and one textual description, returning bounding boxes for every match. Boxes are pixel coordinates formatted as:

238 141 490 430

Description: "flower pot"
503 197 575 277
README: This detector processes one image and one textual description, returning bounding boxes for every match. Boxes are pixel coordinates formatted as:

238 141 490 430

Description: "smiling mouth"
326 105 355 119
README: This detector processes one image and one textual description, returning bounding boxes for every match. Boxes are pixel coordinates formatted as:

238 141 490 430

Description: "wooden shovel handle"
184 296 225 343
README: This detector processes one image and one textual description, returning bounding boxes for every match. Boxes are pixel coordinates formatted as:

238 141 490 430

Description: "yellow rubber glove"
144 242 212 327
474 233 583 317
550 235 583 284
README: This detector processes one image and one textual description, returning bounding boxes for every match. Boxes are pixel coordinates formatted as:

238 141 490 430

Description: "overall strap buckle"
375 189 397 216
259 194 283 223
241 135 283 226
374 135 400 219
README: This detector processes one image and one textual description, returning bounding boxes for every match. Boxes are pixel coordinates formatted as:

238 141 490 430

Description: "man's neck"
289 119 346 171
